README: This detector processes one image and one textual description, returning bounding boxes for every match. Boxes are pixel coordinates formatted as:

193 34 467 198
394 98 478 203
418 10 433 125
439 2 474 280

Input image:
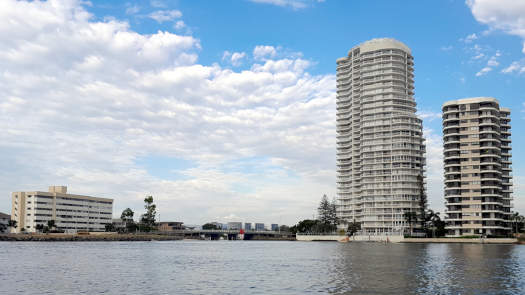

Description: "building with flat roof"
442 98 513 237
158 221 184 231
336 38 427 234
0 212 10 233
244 223 252 231
271 224 279 231
11 186 113 233
255 223 265 231
227 222 242 230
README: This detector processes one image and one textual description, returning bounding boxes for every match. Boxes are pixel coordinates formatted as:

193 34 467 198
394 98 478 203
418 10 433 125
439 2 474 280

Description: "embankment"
0 233 183 242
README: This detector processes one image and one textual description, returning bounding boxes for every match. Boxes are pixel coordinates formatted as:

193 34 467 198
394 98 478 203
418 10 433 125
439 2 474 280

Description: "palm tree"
511 212 520 235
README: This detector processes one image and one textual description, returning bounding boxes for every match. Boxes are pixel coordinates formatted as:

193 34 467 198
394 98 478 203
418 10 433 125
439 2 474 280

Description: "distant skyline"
0 0 524 225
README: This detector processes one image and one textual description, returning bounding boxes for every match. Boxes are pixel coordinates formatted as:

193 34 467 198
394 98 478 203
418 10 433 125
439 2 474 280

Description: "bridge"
171 229 295 240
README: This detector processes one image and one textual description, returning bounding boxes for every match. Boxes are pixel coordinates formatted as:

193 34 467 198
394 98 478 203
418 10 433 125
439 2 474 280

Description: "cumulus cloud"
253 45 277 60
0 0 336 225
467 0 525 74
501 60 525 74
148 10 182 23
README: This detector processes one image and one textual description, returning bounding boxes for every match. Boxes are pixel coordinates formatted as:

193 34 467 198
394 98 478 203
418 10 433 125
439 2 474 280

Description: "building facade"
443 98 513 237
271 224 279 231
244 223 252 231
227 222 242 230
11 186 113 233
255 223 265 231
336 38 426 234
158 221 184 231
0 212 10 233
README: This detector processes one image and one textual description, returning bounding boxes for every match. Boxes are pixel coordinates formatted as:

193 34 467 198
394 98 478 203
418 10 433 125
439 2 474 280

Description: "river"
1 241 524 294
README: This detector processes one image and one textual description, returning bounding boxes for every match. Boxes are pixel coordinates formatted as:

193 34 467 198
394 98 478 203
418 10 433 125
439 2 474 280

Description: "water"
0 241 524 295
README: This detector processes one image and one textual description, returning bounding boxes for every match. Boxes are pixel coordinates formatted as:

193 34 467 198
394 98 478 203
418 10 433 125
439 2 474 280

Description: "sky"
1 0 525 226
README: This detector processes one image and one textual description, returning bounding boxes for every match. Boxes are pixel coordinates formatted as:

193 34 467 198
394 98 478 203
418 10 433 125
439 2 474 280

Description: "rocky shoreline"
0 233 184 242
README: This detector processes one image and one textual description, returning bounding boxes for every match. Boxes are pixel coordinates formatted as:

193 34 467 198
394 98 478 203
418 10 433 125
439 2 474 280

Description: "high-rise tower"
336 38 426 234
442 98 513 237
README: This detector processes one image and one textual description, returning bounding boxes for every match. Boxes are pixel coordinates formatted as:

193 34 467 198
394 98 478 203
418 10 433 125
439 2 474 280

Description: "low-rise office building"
244 223 252 231
255 223 265 231
11 186 113 233
158 221 184 231
0 212 10 233
271 224 279 231
227 222 242 230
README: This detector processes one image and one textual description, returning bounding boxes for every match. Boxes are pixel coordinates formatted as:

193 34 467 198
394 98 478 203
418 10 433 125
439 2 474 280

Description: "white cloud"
125 4 140 15
441 45 453 51
174 20 185 30
422 127 445 213
148 10 182 23
461 33 478 43
253 45 277 60
150 0 166 8
0 0 336 225
468 0 525 74
230 52 246 66
501 60 525 74
417 111 442 122
476 66 492 76
249 0 310 9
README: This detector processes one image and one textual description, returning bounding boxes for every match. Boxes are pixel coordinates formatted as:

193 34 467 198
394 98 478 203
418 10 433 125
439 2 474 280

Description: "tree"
403 211 417 235
121 208 135 233
423 210 446 238
140 196 157 232
105 223 116 232
317 195 331 225
329 197 338 228
202 223 220 230
7 220 17 232
347 220 361 236
47 220 56 230
35 224 44 233
0 223 6 233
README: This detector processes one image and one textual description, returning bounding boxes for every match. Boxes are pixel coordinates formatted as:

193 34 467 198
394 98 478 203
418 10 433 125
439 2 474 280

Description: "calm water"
1 241 524 295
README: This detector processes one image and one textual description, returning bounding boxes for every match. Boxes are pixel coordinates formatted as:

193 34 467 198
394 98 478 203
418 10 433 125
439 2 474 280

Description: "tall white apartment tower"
443 98 513 237
336 38 426 234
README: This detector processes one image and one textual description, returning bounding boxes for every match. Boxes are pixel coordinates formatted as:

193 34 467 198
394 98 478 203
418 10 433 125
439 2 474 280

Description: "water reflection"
0 241 523 295
331 243 525 295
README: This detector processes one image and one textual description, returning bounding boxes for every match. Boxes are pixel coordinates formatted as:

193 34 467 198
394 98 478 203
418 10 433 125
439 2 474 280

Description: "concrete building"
336 38 426 234
443 98 513 237
255 223 265 231
227 222 242 230
11 186 113 233
244 222 252 231
0 212 10 233
158 221 184 231
271 224 279 231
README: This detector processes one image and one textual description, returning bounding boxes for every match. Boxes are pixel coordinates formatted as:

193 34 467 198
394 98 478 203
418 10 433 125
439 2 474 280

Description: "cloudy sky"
1 0 524 225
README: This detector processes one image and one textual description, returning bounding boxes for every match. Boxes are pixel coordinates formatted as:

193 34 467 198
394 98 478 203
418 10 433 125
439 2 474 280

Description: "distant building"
0 212 10 233
271 224 279 231
255 223 265 231
244 223 252 231
209 222 223 229
11 186 113 233
227 222 242 230
158 222 184 231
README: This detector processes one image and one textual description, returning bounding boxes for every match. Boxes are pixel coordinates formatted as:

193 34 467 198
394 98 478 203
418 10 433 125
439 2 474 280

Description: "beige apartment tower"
443 98 512 237
336 38 426 234
11 186 113 233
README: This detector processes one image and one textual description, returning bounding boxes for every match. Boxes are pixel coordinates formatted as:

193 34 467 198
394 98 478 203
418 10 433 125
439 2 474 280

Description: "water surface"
1 241 524 294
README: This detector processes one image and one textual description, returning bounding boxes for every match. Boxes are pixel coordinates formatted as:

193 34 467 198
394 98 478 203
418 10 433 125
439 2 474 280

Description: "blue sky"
0 0 524 224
